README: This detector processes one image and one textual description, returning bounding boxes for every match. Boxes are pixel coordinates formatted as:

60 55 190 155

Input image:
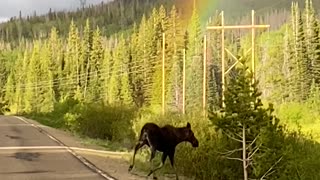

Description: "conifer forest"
1 0 320 179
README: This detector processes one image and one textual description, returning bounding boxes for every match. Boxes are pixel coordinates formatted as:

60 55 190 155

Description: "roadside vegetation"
1 0 320 179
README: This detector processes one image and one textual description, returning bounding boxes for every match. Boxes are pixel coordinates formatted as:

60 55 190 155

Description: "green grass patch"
19 101 320 180
78 136 130 152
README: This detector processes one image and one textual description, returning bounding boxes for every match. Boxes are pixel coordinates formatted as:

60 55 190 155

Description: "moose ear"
186 122 191 129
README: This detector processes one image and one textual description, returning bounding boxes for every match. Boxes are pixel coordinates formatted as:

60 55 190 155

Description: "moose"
128 122 199 180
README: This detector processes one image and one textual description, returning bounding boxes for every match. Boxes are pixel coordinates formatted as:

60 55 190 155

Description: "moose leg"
147 152 168 178
147 147 157 178
168 150 179 180
128 141 145 171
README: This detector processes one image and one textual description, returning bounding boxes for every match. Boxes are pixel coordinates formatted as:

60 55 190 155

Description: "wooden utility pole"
206 10 270 109
183 48 186 114
162 33 166 115
251 10 256 84
203 35 207 116
221 11 226 108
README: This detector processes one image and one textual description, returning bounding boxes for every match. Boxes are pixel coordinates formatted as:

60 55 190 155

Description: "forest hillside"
0 0 320 179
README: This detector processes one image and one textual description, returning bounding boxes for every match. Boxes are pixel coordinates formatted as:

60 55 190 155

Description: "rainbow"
175 0 219 24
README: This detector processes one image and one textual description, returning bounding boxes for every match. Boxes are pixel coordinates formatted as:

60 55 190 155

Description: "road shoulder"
15 116 147 180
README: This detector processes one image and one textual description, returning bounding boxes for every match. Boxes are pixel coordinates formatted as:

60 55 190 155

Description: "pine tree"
304 0 320 84
19 50 30 113
108 35 131 104
297 12 310 101
290 2 310 102
312 19 320 84
117 34 133 105
12 51 28 114
102 42 112 104
150 67 163 107
108 39 120 104
48 27 63 101
166 5 184 111
24 42 41 112
86 26 104 102
207 12 222 111
308 78 320 111
134 15 149 106
63 20 81 101
81 19 93 101
146 8 164 106
210 62 284 179
4 71 15 112
129 23 144 107
158 5 168 33
283 25 294 102
186 6 203 112
38 42 55 113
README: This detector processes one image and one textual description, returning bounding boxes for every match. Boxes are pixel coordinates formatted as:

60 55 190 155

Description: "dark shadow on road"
0 170 52 174
9 152 41 161
5 135 21 139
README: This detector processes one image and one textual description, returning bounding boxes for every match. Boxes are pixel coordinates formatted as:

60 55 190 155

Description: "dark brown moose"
128 122 199 180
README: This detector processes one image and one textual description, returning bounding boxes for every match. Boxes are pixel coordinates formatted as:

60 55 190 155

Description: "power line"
3 63 162 91
8 57 163 90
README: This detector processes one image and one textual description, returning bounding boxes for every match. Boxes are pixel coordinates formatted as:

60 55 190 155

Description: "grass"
284 122 320 143
24 113 65 129
78 136 130 152
275 102 320 143
12 101 320 180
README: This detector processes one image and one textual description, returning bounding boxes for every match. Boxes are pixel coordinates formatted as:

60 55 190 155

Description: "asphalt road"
0 115 106 180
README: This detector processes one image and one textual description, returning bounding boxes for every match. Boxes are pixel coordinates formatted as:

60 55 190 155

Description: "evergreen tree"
297 12 310 101
102 43 112 104
4 71 15 111
38 42 55 113
166 5 184 111
308 78 320 111
108 42 120 104
19 50 30 113
117 34 133 105
86 26 104 102
24 42 41 112
207 12 222 111
12 52 26 114
147 8 163 106
129 23 144 107
186 6 203 112
150 67 163 107
283 25 294 102
210 62 284 179
81 19 93 101
48 27 63 101
312 19 320 84
63 20 81 101
108 35 131 104
134 15 148 106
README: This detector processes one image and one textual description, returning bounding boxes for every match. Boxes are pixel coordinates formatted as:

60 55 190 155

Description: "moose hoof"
128 165 133 172
153 177 158 180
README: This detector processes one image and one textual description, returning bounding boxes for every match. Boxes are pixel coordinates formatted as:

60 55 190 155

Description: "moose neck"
172 127 189 145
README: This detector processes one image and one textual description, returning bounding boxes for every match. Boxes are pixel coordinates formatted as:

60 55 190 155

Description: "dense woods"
0 0 176 43
0 4 209 114
3 0 320 114
1 0 320 179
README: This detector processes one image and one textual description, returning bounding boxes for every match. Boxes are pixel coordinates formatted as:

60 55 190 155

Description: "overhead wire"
3 61 163 91
12 56 162 89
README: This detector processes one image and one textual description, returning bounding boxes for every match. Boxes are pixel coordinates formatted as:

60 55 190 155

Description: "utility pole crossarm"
205 10 270 109
207 25 270 30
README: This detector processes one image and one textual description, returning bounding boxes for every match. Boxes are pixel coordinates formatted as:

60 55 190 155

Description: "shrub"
77 103 136 145
131 109 241 179
276 102 320 125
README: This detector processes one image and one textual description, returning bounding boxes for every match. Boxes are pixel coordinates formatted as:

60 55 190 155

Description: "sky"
0 0 111 22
